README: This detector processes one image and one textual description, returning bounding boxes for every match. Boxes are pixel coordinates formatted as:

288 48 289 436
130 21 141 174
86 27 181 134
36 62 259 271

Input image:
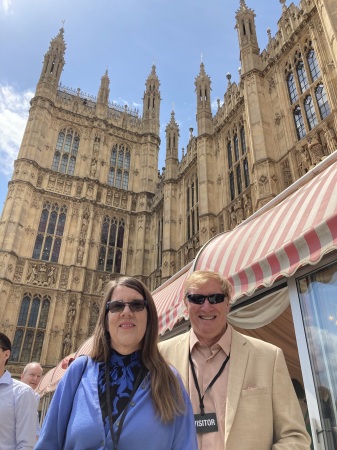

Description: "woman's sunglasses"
186 293 226 305
106 300 147 313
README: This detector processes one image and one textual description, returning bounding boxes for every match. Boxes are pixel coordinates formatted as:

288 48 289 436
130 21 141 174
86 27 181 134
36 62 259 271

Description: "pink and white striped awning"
194 155 337 302
152 263 193 334
37 352 76 396
153 154 337 332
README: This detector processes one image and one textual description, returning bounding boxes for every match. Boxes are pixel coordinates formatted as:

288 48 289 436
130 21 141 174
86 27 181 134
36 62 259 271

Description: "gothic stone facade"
0 0 336 375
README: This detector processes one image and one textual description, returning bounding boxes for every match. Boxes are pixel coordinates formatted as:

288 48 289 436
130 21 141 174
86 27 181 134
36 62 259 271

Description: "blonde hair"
90 276 185 422
184 270 232 301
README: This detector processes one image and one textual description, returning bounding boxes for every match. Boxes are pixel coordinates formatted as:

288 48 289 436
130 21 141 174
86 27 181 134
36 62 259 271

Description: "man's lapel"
225 330 250 440
175 331 191 390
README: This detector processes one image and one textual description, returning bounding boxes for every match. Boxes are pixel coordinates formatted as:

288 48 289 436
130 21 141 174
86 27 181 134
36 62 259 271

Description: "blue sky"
0 0 291 216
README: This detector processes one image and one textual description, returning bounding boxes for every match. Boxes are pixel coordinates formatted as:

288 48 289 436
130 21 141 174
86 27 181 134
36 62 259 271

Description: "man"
21 362 43 440
0 332 37 450
21 362 43 390
159 271 311 450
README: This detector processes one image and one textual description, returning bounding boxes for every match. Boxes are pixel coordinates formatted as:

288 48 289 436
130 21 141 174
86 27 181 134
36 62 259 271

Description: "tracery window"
10 294 50 363
240 127 246 154
304 95 318 130
315 84 330 120
286 41 330 141
32 202 67 262
236 165 242 195
227 122 249 202
287 73 298 104
108 144 130 190
157 216 163 267
294 106 306 140
52 128 79 175
296 61 309 93
227 141 233 168
229 172 235 201
243 159 250 189
186 176 199 241
234 135 239 162
307 48 320 82
97 216 124 273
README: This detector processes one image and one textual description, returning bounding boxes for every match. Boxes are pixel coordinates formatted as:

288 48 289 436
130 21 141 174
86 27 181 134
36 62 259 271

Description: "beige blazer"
159 328 311 450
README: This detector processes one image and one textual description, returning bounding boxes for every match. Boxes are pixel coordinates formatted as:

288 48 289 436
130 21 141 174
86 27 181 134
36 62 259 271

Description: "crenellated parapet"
260 0 316 73
213 75 244 131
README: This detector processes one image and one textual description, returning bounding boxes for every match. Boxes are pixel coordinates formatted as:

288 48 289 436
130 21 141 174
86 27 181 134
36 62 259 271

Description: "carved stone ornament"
26 263 57 287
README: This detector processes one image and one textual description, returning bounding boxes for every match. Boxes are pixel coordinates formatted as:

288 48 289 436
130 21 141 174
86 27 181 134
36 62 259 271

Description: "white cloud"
0 83 33 177
1 0 12 13
211 98 223 111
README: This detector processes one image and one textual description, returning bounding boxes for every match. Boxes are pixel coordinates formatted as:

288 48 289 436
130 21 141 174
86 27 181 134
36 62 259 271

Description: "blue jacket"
36 356 198 450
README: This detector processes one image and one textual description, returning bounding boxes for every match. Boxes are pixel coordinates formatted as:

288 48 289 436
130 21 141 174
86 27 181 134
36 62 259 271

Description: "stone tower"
0 0 336 377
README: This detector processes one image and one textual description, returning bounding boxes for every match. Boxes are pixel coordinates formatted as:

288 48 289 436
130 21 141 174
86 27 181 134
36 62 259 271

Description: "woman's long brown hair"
90 276 185 422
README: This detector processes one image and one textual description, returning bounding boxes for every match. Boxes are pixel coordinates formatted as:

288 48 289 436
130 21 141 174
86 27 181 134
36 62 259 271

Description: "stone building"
0 0 336 375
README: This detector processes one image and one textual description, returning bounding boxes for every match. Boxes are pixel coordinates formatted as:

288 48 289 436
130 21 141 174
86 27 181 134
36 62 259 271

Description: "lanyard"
189 350 230 416
105 361 145 450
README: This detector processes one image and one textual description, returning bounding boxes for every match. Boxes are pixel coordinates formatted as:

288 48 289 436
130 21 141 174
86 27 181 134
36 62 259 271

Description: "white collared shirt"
0 370 37 450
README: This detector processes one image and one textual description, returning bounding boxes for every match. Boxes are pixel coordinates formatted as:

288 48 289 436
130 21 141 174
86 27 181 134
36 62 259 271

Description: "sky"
0 0 294 216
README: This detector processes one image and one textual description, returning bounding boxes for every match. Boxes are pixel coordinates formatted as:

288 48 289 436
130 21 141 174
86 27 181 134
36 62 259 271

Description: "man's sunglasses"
106 300 147 313
186 293 226 305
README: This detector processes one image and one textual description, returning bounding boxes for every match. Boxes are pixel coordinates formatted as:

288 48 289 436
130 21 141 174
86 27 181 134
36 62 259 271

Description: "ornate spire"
280 0 287 12
37 27 66 94
195 61 211 84
194 60 212 135
97 69 110 105
239 0 247 10
142 64 161 135
169 109 178 126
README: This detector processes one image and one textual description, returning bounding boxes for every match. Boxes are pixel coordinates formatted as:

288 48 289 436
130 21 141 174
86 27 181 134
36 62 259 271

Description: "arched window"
97 216 125 273
122 172 129 190
293 106 306 140
307 49 321 82
108 144 130 189
240 127 246 154
108 168 115 186
229 172 235 201
236 164 242 194
288 44 328 140
186 176 199 240
157 217 163 267
315 84 330 119
52 128 79 175
10 294 50 363
287 73 298 104
116 170 122 189
234 134 239 161
243 159 250 188
227 141 233 168
304 95 318 130
32 202 67 262
187 214 191 240
296 61 309 93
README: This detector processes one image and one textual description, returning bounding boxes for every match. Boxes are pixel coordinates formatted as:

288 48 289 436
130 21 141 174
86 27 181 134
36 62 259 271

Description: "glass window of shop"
298 262 337 450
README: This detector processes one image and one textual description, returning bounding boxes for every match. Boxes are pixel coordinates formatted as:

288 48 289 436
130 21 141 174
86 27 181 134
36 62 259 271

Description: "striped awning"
37 352 76 396
194 155 337 302
152 263 193 334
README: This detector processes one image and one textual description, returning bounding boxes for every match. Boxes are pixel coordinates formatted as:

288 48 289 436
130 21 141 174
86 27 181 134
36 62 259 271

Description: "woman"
36 277 197 450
